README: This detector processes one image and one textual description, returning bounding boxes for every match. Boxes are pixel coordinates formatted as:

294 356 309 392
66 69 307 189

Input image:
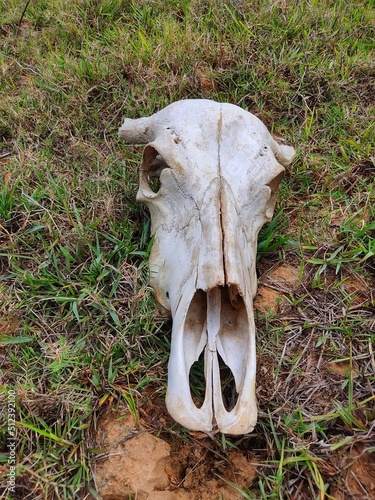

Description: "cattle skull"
119 100 295 434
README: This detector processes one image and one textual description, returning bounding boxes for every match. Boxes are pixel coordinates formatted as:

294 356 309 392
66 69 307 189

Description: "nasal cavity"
218 352 238 412
186 286 242 412
141 145 170 194
185 289 207 409
189 349 238 412
189 350 206 409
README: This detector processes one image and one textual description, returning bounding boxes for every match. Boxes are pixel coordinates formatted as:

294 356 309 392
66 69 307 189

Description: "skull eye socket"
141 146 170 195
267 169 285 196
148 155 167 192
265 169 285 219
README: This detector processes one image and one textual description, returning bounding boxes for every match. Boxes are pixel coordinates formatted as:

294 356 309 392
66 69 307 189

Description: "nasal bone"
207 287 221 352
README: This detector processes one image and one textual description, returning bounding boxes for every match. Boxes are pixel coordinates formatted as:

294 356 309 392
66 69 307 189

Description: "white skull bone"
119 99 295 434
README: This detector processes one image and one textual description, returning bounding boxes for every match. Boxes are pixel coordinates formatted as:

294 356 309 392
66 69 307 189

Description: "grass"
0 0 374 498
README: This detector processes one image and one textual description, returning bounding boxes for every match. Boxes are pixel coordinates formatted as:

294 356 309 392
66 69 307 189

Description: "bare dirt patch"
254 262 300 314
341 274 373 306
254 286 281 315
0 317 21 336
95 410 258 499
331 445 375 499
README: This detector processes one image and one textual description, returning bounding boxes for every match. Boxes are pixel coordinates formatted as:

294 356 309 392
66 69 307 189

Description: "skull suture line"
119 100 295 434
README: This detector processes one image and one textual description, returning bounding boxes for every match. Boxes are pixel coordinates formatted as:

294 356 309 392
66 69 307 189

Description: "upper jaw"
166 282 257 435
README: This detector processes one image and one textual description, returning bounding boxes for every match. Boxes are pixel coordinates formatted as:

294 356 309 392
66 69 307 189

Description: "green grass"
1 0 374 498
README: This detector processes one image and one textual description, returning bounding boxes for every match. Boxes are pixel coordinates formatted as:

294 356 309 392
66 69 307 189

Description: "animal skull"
119 100 295 434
